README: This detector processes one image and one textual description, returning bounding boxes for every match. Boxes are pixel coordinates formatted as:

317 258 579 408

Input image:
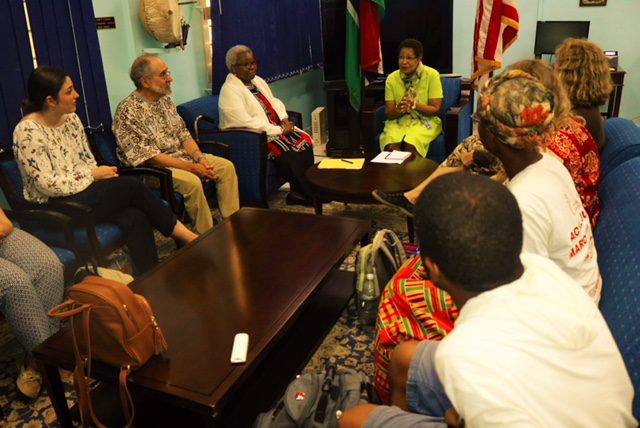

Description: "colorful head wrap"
475 69 557 150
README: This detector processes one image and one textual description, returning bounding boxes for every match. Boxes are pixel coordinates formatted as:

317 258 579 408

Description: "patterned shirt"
443 135 503 176
113 93 193 167
546 115 601 229
13 113 97 203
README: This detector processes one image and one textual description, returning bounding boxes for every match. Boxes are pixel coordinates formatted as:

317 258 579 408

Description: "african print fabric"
250 87 312 159
374 256 458 403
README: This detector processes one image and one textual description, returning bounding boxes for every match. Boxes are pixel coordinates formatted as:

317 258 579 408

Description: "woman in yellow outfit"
380 39 443 157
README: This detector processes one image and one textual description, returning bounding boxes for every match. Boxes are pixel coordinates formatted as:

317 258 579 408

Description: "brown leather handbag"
49 276 169 427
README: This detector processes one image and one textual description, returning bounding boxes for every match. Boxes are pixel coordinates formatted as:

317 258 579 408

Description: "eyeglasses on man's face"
398 56 418 61
152 70 171 81
235 61 257 69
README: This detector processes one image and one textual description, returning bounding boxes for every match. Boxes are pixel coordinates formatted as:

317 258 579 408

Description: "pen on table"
341 159 354 164
385 152 391 159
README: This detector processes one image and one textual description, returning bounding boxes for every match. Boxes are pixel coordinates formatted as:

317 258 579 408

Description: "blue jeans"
364 340 451 428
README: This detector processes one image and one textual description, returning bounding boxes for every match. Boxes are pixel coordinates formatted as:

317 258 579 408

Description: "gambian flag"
471 0 519 90
346 0 385 111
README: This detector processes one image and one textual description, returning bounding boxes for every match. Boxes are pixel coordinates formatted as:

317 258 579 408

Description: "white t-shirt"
435 254 635 427
507 154 600 300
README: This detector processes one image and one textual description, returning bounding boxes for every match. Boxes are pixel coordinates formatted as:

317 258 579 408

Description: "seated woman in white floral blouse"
12 66 198 275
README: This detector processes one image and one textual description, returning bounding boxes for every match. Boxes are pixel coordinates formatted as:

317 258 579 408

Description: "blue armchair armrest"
86 130 186 218
178 96 287 206
196 122 277 205
601 118 640 180
445 95 473 154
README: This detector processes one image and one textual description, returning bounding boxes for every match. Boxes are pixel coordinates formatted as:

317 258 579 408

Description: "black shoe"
74 266 97 284
286 193 314 207
372 190 414 217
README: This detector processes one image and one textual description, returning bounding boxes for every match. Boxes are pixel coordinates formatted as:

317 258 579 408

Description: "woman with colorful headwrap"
380 39 443 158
473 69 601 302
510 59 600 230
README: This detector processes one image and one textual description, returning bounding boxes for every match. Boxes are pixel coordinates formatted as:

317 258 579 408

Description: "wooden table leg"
407 216 415 244
39 361 74 428
361 233 370 247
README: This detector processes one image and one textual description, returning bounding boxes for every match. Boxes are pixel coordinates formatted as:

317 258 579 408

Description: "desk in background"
606 67 625 118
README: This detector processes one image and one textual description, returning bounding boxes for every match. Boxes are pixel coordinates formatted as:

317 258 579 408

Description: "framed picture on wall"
580 0 607 6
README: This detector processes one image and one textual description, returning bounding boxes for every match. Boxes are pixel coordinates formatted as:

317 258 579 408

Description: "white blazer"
218 73 290 136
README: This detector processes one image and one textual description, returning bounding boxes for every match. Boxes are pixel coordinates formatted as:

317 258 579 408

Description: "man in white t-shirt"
339 172 635 428
339 72 635 428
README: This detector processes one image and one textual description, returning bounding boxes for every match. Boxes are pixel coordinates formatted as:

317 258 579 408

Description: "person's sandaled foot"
372 190 415 217
16 363 42 399
59 368 75 388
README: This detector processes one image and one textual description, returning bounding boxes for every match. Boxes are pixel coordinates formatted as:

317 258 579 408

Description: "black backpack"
253 365 381 428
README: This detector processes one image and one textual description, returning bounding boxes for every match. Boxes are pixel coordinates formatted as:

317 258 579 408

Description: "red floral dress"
546 115 601 230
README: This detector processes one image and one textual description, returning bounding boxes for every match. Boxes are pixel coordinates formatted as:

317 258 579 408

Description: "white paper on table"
371 151 412 164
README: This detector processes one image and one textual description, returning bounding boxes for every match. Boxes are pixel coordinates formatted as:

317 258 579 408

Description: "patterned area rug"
0 190 411 426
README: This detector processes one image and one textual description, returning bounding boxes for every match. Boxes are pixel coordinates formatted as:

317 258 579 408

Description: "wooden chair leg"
406 216 415 244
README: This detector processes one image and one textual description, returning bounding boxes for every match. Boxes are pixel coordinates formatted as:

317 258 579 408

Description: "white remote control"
230 333 249 364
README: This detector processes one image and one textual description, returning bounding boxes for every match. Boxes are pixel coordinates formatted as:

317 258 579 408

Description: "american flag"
471 0 520 90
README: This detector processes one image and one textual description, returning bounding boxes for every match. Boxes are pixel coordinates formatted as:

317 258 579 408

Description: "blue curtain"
0 0 111 150
211 0 324 93
27 0 112 130
0 0 33 149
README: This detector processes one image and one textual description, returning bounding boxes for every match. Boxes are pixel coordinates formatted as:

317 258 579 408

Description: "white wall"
453 0 640 119
92 0 210 115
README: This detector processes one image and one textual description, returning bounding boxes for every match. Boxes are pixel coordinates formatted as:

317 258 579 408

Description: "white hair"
225 45 253 71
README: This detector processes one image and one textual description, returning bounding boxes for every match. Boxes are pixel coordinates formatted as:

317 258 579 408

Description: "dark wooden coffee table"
306 154 439 239
34 208 370 427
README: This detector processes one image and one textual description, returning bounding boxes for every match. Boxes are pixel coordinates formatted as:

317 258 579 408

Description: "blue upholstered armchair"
594 118 640 417
600 118 640 180
0 151 126 270
372 77 474 164
86 129 187 220
177 96 300 208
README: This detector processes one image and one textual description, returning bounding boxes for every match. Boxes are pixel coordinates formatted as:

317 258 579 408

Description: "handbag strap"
69 306 135 428
70 306 94 427
119 367 135 424
49 299 91 318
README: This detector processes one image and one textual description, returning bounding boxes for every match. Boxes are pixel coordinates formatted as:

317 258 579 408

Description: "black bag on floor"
253 365 381 428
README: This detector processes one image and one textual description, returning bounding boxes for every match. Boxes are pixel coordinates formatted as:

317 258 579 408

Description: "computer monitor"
534 21 590 56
